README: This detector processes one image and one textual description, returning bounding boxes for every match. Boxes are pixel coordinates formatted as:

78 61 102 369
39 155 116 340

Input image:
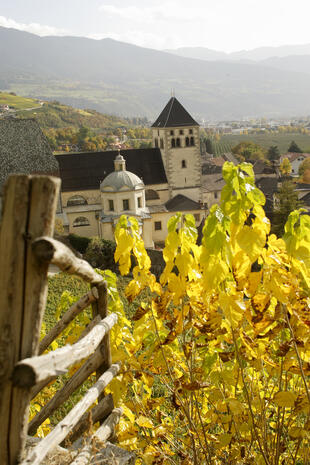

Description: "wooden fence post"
91 281 112 418
0 175 60 465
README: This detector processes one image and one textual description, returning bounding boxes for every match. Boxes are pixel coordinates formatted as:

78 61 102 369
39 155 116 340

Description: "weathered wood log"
0 175 60 465
69 408 123 465
28 342 109 435
31 315 102 400
63 394 114 445
32 236 103 284
91 281 111 410
21 363 121 465
76 314 101 342
39 288 99 354
13 313 118 388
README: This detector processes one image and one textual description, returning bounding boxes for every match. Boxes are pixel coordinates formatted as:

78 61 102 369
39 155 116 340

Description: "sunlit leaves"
38 161 310 465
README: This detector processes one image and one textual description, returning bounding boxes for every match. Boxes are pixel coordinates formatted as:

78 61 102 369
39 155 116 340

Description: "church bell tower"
151 97 202 202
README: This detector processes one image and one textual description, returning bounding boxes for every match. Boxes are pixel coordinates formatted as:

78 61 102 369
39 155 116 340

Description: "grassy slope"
0 91 41 110
18 101 130 130
43 272 146 425
218 133 310 154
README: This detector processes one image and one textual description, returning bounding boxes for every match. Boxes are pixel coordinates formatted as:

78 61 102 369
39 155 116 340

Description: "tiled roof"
0 118 59 189
151 97 199 128
212 157 226 167
300 192 310 205
202 174 225 193
294 182 310 190
284 153 310 162
57 148 167 192
165 194 201 211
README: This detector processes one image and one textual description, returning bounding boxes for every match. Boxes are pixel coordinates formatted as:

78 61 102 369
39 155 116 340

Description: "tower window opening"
171 138 176 148
181 159 187 168
190 136 195 146
185 137 190 147
154 137 159 147
176 138 181 147
160 138 164 149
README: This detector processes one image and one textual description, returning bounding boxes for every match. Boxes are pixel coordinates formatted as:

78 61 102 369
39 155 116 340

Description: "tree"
298 157 310 179
232 141 266 162
205 138 214 154
77 126 90 148
280 157 292 176
272 180 301 236
267 145 280 161
288 140 303 153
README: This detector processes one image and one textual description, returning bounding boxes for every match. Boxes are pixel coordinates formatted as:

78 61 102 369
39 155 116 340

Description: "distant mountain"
165 44 310 62
260 55 310 75
165 47 229 61
2 26 310 119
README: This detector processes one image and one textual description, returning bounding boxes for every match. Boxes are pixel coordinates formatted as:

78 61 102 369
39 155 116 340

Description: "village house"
280 152 310 176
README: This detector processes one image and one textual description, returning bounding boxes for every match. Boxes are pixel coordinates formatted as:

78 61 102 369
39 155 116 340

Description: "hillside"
0 92 42 110
0 93 133 129
2 27 310 119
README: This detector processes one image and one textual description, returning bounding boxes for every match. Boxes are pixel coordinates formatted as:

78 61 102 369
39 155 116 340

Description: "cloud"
0 16 70 36
99 3 209 23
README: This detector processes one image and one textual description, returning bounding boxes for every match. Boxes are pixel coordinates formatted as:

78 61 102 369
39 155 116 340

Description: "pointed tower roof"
151 97 199 128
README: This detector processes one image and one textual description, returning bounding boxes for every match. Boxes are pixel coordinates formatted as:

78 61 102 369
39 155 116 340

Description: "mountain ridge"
1 26 310 120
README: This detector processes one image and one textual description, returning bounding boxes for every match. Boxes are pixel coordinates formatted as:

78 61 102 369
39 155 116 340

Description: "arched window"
145 189 160 200
154 137 159 147
171 138 176 148
73 216 90 227
190 137 195 146
160 138 164 149
182 160 187 168
176 138 181 147
67 195 88 207
185 137 190 147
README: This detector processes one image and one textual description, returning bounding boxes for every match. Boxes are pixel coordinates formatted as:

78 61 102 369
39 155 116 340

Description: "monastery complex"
57 97 219 247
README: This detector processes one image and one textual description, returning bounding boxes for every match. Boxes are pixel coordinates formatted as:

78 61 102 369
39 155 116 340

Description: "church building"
57 97 205 247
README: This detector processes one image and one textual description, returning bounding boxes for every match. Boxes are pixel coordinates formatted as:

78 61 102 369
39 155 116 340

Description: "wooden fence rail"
0 175 123 465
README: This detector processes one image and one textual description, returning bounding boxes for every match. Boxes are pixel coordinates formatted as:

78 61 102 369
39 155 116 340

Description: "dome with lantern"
100 152 144 192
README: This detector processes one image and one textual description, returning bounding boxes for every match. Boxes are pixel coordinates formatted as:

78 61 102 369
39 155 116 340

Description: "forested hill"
2 26 310 119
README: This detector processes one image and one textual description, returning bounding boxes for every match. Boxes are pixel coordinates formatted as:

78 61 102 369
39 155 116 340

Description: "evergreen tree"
205 138 214 154
267 145 280 161
288 140 303 153
271 181 301 236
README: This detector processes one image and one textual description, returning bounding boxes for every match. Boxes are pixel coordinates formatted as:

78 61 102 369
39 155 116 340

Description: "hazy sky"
1 0 310 52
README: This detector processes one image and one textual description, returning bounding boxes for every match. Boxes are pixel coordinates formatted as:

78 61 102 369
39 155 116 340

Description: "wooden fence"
0 175 122 465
